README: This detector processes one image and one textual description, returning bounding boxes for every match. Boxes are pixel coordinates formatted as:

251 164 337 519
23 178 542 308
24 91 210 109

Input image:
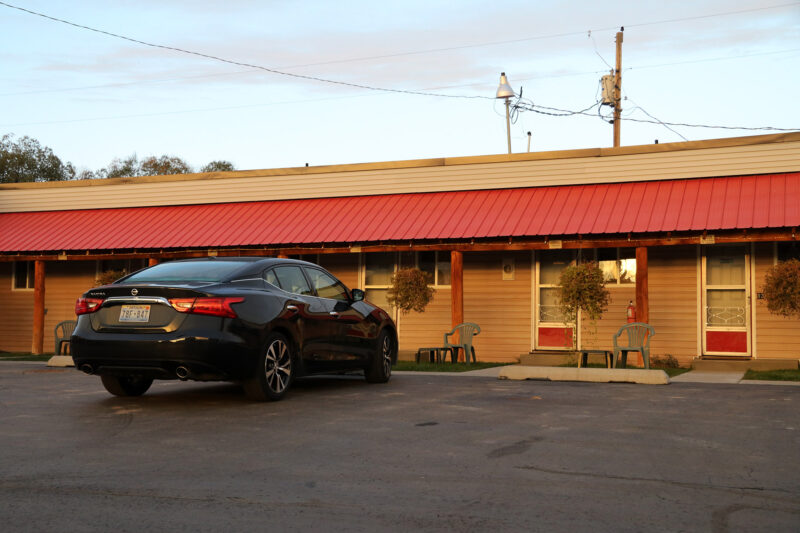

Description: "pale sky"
1 0 798 175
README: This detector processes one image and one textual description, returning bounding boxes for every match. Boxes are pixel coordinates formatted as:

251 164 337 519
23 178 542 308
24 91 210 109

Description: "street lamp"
496 72 514 154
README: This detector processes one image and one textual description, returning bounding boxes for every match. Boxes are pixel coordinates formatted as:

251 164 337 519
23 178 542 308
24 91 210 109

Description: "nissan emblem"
131 288 138 296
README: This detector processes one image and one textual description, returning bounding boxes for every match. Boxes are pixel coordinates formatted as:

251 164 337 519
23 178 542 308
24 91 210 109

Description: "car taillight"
169 298 195 312
75 297 104 315
169 297 244 318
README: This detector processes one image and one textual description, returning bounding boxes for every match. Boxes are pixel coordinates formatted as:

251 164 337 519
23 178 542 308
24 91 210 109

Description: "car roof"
164 257 320 276
168 257 315 266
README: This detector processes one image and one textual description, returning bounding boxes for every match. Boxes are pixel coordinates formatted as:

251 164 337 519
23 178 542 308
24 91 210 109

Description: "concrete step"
521 351 626 367
691 358 798 371
520 352 576 367
500 366 670 385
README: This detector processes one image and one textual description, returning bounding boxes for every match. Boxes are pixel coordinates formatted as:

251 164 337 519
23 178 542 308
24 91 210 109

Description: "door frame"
532 250 577 351
700 245 752 356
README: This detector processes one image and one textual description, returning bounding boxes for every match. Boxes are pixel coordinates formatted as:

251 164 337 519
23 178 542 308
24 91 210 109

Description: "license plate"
119 305 151 323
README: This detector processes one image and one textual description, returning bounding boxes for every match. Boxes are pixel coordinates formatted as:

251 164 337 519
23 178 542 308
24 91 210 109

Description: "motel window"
777 242 800 263
363 252 396 314
362 251 450 316
416 251 451 286
13 261 35 290
596 248 636 285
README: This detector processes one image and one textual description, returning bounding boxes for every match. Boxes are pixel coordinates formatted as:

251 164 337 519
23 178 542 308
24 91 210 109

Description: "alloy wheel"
264 338 291 393
381 334 392 377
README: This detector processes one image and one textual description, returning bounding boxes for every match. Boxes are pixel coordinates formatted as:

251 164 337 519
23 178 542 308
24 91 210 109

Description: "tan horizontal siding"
0 263 35 352
579 287 635 352
317 253 359 290
463 252 531 362
753 243 800 359
397 289 451 357
41 262 96 353
647 246 699 366
0 261 95 353
2 135 799 213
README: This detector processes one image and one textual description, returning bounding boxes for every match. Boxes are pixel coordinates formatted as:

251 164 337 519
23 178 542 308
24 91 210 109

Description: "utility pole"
613 28 624 147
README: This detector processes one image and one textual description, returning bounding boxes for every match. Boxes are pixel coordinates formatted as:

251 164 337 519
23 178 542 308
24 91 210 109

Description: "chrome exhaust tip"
79 364 93 375
175 366 190 380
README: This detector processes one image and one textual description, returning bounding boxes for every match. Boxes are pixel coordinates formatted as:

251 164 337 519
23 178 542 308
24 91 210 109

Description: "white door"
702 245 751 356
534 250 577 350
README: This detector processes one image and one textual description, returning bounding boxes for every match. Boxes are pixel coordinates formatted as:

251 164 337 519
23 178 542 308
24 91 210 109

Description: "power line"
6 44 798 99
625 97 689 141
0 92 382 127
623 2 800 29
588 30 614 71
0 2 490 101
1 1 797 99
620 117 798 132
625 47 800 72
0 69 257 97
281 2 799 67
512 99 798 133
1 2 796 134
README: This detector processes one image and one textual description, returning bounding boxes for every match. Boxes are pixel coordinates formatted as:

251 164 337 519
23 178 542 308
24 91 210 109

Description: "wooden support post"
31 260 46 355
148 258 159 267
613 29 623 148
450 251 464 361
635 247 649 324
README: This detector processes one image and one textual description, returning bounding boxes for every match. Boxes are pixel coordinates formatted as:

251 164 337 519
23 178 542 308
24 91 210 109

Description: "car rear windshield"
122 261 248 283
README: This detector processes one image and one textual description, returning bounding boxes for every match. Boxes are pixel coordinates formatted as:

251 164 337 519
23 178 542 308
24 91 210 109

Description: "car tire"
244 333 294 401
365 329 393 383
100 375 153 397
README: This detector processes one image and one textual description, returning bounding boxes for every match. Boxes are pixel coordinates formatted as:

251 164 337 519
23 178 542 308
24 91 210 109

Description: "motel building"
1 132 799 366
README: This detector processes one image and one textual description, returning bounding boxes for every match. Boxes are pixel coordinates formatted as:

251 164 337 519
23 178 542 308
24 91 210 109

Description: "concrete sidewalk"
35 358 800 386
456 365 800 386
670 370 744 383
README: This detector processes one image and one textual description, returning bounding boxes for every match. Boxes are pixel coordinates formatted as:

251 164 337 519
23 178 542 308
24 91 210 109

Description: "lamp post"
496 72 514 154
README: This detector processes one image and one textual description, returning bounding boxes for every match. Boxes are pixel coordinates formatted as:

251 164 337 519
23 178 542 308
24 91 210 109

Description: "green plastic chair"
443 322 481 363
612 322 655 369
54 320 77 355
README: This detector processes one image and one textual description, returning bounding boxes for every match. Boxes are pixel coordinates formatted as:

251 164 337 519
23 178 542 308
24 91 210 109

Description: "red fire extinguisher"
627 301 636 323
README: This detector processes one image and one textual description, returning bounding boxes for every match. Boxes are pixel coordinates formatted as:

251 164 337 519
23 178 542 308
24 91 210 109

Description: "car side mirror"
351 288 365 302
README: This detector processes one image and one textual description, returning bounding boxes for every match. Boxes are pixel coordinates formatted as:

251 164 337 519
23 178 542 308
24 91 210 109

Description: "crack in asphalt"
517 464 800 499
711 503 800 533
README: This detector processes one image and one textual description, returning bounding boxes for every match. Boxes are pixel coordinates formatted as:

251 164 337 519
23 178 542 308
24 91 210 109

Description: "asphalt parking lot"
1 362 798 532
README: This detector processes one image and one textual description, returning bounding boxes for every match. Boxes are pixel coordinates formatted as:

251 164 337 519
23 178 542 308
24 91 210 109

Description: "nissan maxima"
71 257 397 401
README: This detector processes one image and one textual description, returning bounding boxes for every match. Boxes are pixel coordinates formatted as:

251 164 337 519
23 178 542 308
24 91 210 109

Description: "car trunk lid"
85 283 222 333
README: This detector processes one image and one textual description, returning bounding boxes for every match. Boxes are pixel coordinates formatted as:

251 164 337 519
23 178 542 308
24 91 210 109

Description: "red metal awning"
1 173 798 252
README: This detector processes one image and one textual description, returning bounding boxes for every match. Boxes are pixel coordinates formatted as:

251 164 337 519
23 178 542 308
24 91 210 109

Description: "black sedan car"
71 257 397 401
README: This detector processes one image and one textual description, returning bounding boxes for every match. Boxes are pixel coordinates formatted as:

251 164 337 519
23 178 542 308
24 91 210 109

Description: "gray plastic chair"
54 320 77 355
612 322 655 369
443 322 481 363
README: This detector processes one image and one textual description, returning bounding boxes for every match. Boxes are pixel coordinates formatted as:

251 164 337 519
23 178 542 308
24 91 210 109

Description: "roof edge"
2 131 798 191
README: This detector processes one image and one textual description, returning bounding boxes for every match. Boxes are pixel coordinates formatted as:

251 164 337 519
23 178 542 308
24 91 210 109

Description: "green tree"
0 134 76 183
558 262 611 349
140 155 192 176
100 154 141 178
98 154 193 178
200 160 235 173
